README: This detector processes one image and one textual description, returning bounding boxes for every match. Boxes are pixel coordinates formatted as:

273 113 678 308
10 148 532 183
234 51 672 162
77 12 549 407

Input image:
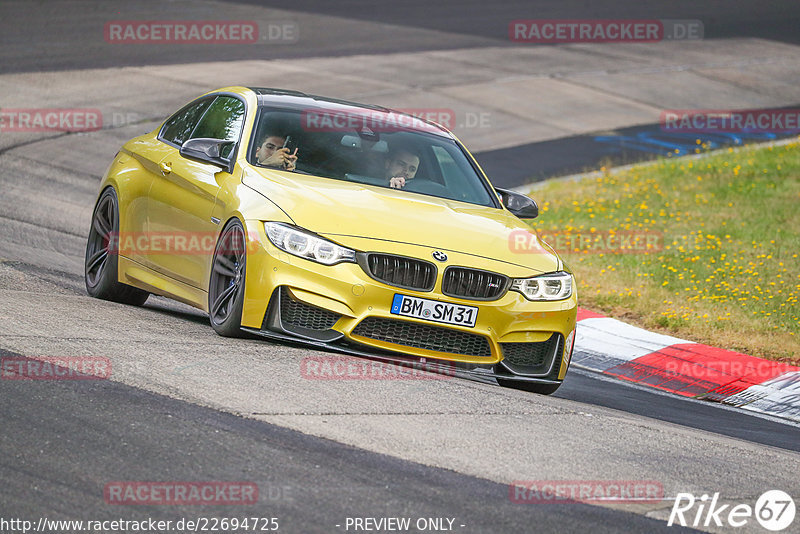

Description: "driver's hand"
263 147 296 170
284 148 298 171
389 176 406 189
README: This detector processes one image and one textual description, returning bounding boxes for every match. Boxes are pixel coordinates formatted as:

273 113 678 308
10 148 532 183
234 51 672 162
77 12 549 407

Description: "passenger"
255 133 298 171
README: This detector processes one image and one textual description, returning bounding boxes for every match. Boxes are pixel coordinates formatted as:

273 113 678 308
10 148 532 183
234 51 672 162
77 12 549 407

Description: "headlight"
265 222 356 265
510 271 573 301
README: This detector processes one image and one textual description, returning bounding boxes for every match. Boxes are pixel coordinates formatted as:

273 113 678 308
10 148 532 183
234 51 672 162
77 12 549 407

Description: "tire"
496 379 562 395
84 187 149 306
208 219 248 337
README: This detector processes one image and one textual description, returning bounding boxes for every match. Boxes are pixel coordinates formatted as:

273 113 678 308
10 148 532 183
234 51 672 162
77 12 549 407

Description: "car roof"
247 86 453 138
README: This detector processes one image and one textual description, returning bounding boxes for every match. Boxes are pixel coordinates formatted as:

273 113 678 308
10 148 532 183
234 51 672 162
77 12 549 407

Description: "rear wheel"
84 188 149 305
497 379 562 395
208 219 248 337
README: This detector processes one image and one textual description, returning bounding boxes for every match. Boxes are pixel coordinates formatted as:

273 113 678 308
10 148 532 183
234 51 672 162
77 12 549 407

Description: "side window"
189 96 246 159
190 96 245 142
160 98 213 147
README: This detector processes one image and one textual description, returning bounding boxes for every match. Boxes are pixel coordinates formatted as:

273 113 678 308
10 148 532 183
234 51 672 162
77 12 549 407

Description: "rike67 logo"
668 490 795 531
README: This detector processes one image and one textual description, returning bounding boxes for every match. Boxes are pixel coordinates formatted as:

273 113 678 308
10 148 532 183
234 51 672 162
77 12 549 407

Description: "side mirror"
180 138 236 173
496 188 539 219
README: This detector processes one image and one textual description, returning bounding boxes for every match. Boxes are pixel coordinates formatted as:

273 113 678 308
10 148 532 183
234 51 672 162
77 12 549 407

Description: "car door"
147 94 246 289
113 138 169 268
115 97 213 267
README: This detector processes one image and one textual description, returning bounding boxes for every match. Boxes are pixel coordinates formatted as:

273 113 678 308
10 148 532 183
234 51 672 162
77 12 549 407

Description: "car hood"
243 168 560 273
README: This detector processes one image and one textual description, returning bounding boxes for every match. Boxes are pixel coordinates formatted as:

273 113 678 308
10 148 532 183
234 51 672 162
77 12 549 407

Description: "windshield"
247 107 498 208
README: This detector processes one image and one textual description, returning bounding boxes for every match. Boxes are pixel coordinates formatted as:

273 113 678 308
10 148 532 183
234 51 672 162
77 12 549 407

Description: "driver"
255 132 298 171
385 146 420 189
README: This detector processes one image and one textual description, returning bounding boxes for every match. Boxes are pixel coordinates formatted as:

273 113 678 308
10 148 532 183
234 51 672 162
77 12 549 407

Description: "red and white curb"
572 309 800 422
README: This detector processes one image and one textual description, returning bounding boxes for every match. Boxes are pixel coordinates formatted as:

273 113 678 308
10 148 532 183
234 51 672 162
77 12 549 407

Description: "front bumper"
241 220 577 381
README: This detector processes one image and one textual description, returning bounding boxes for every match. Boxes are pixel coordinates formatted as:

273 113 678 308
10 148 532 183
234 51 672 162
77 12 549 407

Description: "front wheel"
497 379 562 395
208 219 248 337
84 188 149 306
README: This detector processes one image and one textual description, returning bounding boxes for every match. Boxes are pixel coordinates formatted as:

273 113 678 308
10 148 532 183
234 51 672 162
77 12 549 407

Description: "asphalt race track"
1 2 799 533
1 348 692 533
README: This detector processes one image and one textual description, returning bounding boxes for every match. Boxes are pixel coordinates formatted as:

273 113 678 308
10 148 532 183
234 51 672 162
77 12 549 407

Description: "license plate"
390 294 478 328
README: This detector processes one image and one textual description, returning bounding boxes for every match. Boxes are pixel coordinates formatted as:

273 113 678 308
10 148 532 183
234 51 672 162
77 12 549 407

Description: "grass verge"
523 139 800 364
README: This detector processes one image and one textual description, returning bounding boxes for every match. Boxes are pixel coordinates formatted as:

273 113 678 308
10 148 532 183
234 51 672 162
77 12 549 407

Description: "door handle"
159 162 172 174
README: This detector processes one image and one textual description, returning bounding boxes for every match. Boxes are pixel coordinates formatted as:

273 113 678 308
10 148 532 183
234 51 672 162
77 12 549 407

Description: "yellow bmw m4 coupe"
85 86 577 394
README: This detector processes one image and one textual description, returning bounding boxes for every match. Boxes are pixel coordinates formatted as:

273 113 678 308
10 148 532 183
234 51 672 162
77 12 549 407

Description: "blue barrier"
594 130 779 157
